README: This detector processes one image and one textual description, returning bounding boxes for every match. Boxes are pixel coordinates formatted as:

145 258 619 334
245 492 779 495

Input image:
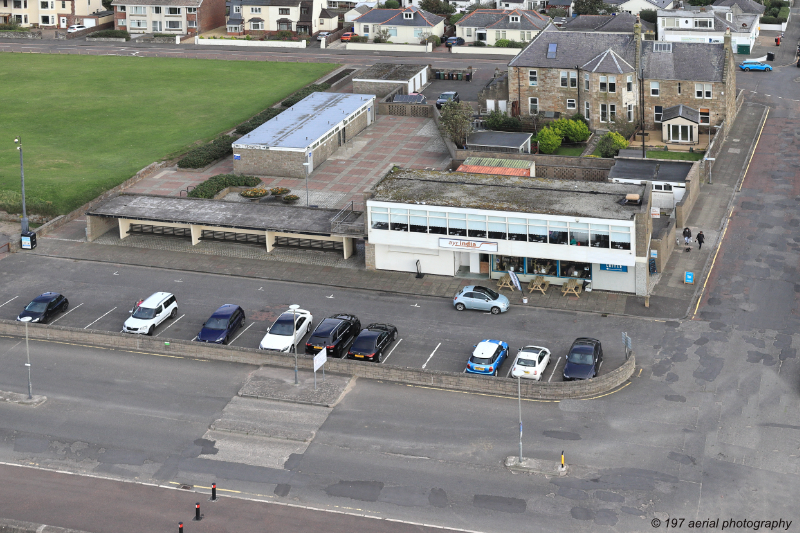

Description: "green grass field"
646 150 704 161
0 54 336 215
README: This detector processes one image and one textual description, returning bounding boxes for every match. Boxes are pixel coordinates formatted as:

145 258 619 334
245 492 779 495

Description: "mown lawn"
646 150 704 161
0 54 336 215
553 145 585 157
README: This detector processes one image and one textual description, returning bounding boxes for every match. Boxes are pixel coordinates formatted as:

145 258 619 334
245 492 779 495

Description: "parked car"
122 292 178 336
739 62 772 72
562 337 603 381
16 292 68 324
340 32 357 42
453 285 510 314
435 91 460 109
317 31 331 41
67 24 87 33
259 308 313 352
196 304 245 345
465 339 509 376
305 313 361 358
347 323 398 362
510 346 551 381
445 36 465 47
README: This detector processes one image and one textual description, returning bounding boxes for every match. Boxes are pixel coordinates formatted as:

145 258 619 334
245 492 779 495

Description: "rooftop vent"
620 193 642 206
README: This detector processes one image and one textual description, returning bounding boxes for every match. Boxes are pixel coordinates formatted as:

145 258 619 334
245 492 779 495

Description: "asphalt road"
0 255 626 380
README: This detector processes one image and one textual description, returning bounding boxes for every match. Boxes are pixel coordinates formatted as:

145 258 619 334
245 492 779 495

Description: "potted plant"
239 186 270 200
270 187 291 198
282 194 300 204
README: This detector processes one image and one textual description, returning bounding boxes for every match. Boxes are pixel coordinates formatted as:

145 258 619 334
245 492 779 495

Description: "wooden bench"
562 278 582 298
497 274 513 290
527 276 550 295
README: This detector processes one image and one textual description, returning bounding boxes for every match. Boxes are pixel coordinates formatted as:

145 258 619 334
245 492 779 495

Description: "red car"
340 32 357 42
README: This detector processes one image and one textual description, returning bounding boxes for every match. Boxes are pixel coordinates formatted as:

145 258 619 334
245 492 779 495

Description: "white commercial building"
366 169 653 295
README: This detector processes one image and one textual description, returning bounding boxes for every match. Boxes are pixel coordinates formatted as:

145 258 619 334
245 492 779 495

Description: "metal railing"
330 201 365 235
0 242 10 254
179 185 196 197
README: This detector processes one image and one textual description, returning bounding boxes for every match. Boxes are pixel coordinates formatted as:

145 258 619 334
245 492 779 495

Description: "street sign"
622 332 632 359
684 272 694 284
313 348 327 372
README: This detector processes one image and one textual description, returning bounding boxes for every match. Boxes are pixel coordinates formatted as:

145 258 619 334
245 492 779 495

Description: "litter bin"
20 231 36 250
457 72 462 80
449 72 454 80
465 72 472 82
767 52 775 61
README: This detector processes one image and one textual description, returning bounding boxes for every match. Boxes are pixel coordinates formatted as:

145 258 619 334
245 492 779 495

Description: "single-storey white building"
352 63 429 97
352 5 445 42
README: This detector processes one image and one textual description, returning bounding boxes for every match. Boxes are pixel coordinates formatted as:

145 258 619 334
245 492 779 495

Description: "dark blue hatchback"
196 304 245 345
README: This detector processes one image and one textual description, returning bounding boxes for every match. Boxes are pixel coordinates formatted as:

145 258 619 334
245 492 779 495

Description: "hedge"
494 39 526 48
281 83 331 107
187 174 262 199
177 135 235 168
235 107 284 135
88 29 130 40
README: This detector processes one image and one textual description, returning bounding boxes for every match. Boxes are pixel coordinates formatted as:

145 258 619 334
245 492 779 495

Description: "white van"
123 292 178 335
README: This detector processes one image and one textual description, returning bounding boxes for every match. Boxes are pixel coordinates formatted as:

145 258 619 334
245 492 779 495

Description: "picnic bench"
527 276 550 295
497 274 513 290
561 278 582 298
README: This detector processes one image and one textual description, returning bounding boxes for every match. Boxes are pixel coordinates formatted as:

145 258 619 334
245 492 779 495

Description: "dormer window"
403 11 413 19
726 12 732 21
510 15 519 22
694 18 712 28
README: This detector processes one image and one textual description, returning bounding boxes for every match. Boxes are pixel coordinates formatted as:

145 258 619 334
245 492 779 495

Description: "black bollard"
211 482 218 501
179 522 183 533
194 502 201 521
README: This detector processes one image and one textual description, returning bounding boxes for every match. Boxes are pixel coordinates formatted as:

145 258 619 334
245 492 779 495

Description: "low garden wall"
0 319 636 401
345 42 431 53
0 30 42 38
450 46 520 56
196 37 306 48
85 37 126 42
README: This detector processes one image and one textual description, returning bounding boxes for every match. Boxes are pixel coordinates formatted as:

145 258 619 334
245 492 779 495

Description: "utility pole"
517 376 523 463
25 322 32 399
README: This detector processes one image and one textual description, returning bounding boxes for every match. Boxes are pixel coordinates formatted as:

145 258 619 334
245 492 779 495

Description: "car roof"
33 292 60 302
313 317 342 335
474 340 502 357
141 292 173 307
209 304 240 318
440 91 457 96
330 313 356 322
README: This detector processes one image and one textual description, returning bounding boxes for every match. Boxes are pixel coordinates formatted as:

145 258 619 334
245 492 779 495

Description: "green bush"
596 131 629 158
88 29 130 40
473 40 486 47
0 190 58 218
426 35 441 46
778 6 789 19
350 35 369 42
550 118 590 143
235 107 283 135
281 83 331 107
484 110 522 132
494 39 526 48
570 112 589 127
639 8 657 24
187 174 262 199
536 127 562 154
0 23 27 31
274 30 292 40
384 0 400 6
177 135 236 168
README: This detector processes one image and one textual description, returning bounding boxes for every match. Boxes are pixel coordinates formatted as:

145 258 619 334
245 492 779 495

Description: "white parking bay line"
0 296 18 308
49 302 83 324
228 322 253 346
84 307 117 330
506 364 514 378
156 314 185 337
381 339 402 364
421 343 441 370
548 357 561 383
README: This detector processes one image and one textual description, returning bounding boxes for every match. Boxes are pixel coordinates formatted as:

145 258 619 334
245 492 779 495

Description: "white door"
367 106 373 125
498 100 507 112
60 16 67 28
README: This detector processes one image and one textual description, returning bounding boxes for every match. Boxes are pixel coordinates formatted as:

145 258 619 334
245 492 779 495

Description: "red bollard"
211 482 218 502
194 502 201 521
179 522 183 533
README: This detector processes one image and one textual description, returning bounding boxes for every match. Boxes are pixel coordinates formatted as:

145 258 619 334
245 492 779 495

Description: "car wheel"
490 306 501 315
455 303 466 311
392 330 398 341
62 301 69 312
492 369 498 376
376 352 382 363
744 67 750 71
223 335 229 345
147 326 154 336
170 307 177 318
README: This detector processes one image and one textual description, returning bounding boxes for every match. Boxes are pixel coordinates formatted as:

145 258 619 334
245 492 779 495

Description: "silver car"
453 285 510 315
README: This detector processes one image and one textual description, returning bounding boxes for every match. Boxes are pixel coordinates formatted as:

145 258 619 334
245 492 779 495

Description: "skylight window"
653 42 672 52
547 43 557 58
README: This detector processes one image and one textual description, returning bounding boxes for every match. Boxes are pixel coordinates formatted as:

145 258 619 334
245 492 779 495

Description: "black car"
347 323 398 362
17 292 69 324
435 91 460 109
305 313 361 358
562 337 603 381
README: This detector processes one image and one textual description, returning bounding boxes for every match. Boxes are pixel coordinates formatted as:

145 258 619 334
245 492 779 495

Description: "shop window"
409 210 427 233
390 209 408 231
610 225 631 250
590 224 609 248
488 217 506 239
507 218 527 241
527 221 547 243
448 213 467 237
467 215 487 238
559 261 591 279
494 255 524 273
569 222 589 246
548 221 568 244
371 208 388 230
428 213 447 235
526 258 556 276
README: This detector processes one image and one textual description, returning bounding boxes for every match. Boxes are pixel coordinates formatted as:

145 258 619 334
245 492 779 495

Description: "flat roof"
462 157 532 169
609 158 694 183
86 194 363 236
233 92 374 151
353 63 426 82
370 169 647 220
466 131 532 149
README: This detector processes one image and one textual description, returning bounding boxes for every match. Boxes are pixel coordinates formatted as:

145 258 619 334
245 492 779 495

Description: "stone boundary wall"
376 102 434 118
673 160 702 229
0 320 636 400
0 30 42 38
650 218 676 274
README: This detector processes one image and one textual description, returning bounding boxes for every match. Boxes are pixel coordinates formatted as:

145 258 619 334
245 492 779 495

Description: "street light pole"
302 160 310 207
290 304 300 385
517 375 523 463
25 322 32 399
14 136 29 234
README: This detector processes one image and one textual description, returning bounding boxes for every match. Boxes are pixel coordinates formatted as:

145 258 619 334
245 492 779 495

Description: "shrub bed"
281 83 331 107
235 107 283 135
177 135 236 168
88 29 130 40
187 174 262 199
0 23 28 31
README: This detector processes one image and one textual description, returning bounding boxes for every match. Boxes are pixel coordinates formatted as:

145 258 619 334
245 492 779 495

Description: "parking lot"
0 255 627 381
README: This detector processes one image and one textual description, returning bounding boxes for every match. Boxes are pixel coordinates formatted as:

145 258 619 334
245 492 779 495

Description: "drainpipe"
575 64 580 119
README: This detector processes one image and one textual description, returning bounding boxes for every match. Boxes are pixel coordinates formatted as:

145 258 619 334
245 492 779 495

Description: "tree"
607 113 637 142
639 8 657 24
466 1 495 12
596 131 629 158
536 127 562 154
384 0 400 7
449 13 465 24
572 0 612 15
439 101 474 148
373 28 391 43
419 0 455 15
484 111 522 132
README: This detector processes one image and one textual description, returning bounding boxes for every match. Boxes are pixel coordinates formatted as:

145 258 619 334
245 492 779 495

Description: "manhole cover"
794 77 800 83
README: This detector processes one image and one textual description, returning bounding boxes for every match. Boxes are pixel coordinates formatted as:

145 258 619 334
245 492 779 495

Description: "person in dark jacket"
683 227 692 245
696 231 705 250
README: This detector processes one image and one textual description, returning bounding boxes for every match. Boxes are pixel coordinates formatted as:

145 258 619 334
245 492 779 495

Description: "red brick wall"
199 0 226 32
113 7 125 30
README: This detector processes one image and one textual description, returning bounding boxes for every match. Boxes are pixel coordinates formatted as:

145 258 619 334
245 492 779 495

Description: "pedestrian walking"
682 227 692 245
696 231 705 250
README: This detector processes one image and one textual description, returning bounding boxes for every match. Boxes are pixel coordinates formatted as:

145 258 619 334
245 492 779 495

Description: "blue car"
196 304 245 344
465 339 509 376
453 285 510 315
739 62 772 72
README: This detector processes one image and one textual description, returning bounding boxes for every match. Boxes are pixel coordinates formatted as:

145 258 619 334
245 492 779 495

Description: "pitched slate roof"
559 14 613 29
661 104 700 123
560 13 655 34
658 7 757 32
354 7 444 27
641 41 726 82
581 48 634 73
546 0 573 6
319 7 337 18
713 0 765 14
509 26 638 69
113 0 201 5
644 0 673 8
456 9 548 30
350 4 371 13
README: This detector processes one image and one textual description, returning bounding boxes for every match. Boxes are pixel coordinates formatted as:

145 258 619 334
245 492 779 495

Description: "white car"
259 308 313 351
122 292 178 336
316 31 331 41
510 345 551 381
67 24 87 33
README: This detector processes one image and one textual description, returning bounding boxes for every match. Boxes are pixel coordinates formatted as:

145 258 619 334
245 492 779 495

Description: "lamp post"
517 375 523 463
290 304 300 385
13 136 29 234
25 322 32 399
302 160 311 207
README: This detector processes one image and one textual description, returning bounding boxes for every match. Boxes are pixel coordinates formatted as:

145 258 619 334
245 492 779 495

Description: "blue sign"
600 264 628 272
233 154 241 160
684 272 694 284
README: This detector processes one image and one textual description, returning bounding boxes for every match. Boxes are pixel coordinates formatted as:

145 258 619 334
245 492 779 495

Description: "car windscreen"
204 317 229 330
132 307 157 320
351 333 377 352
24 301 48 313
567 346 593 365
269 315 295 336
439 93 453 100
475 287 500 300
516 356 537 367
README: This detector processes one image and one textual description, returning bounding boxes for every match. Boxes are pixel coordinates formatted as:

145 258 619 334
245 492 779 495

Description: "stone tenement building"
507 22 737 132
